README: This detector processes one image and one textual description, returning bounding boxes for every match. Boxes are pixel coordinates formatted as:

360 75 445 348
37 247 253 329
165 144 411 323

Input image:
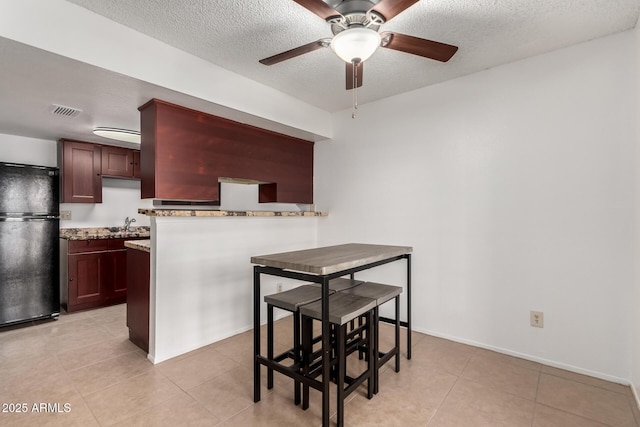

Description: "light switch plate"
60 210 72 220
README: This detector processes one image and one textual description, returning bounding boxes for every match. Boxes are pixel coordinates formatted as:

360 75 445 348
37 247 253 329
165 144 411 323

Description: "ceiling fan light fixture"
93 127 141 144
330 27 381 63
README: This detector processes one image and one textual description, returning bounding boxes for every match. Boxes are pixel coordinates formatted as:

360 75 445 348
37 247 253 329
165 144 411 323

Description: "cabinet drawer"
108 238 126 250
68 239 109 253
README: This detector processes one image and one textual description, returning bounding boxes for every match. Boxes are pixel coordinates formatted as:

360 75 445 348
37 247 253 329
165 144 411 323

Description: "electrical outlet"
60 210 72 220
277 283 283 293
530 311 544 328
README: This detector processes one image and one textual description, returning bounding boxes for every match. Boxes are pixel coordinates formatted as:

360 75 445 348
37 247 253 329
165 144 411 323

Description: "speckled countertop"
138 209 327 217
124 239 151 253
60 226 151 240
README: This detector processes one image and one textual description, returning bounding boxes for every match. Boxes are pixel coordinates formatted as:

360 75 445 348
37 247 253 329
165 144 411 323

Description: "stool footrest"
273 348 296 363
379 316 408 328
378 348 399 367
257 355 324 392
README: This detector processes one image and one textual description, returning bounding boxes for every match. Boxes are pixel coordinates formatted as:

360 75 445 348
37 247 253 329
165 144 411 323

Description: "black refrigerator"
0 162 60 327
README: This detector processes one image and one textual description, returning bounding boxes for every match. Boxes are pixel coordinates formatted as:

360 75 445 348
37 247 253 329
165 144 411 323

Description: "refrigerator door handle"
0 217 58 221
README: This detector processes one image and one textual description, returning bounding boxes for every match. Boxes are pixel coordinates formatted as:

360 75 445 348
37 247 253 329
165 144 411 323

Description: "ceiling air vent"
49 104 82 118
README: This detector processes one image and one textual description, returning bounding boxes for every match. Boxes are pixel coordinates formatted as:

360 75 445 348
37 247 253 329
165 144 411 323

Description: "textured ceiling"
66 0 640 112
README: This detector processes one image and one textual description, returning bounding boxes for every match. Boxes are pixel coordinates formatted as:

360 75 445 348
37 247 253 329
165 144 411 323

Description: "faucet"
124 216 137 232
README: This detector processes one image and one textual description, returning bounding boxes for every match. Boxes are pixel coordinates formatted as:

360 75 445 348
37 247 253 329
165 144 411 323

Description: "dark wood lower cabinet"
61 238 143 313
126 248 150 352
67 252 107 309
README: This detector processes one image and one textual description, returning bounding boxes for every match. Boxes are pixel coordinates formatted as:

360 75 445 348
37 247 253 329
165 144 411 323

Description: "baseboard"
148 312 293 364
631 382 640 412
414 326 631 386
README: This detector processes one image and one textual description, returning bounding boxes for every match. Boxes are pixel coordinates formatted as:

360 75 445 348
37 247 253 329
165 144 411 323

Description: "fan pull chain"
352 60 359 119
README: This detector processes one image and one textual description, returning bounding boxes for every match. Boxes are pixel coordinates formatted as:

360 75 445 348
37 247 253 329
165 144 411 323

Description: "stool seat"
310 277 363 292
342 282 402 305
300 292 376 326
264 285 335 312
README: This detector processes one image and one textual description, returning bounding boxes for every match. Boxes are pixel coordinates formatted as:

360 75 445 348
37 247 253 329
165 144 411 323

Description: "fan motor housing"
333 0 378 15
328 0 384 35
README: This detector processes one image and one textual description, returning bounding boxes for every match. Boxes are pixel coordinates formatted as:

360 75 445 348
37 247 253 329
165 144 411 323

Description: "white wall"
150 216 319 363
0 132 153 227
0 132 57 167
633 21 640 409
316 29 637 383
60 178 153 228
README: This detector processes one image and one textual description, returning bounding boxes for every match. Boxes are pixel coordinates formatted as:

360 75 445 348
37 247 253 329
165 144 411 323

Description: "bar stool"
264 285 335 404
342 282 402 394
300 292 377 427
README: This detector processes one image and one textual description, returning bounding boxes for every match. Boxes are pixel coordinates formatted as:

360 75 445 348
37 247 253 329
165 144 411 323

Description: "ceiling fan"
259 0 458 101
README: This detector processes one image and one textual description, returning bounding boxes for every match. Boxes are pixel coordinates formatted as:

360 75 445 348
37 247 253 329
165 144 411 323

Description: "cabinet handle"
69 278 73 282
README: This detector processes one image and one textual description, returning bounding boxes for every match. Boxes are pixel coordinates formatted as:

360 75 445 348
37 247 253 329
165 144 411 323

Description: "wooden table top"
251 243 412 275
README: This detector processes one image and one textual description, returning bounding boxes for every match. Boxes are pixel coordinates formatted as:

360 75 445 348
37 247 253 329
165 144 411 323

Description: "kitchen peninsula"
132 99 326 363
135 208 327 363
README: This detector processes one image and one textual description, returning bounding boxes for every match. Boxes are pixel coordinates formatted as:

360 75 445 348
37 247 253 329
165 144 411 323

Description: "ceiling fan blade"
346 62 364 90
370 0 419 22
259 40 326 65
381 32 458 62
292 0 342 20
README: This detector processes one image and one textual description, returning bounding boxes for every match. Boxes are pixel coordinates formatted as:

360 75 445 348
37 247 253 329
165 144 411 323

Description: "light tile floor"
0 304 638 426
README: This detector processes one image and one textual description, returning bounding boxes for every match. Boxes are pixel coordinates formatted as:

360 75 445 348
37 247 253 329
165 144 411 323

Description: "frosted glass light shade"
93 127 141 144
330 27 381 63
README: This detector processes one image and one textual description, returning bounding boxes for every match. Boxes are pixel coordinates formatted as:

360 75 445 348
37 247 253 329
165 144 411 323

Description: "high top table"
251 243 413 427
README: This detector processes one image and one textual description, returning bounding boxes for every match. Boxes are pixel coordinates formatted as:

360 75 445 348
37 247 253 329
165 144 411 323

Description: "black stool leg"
367 310 374 399
395 295 401 373
358 316 364 360
267 304 274 389
336 323 346 427
301 315 312 411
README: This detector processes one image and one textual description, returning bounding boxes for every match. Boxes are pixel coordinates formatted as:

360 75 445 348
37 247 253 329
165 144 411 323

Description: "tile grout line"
54 352 103 427
534 402 621 427
530 369 543 427
425 344 478 425
84 369 180 426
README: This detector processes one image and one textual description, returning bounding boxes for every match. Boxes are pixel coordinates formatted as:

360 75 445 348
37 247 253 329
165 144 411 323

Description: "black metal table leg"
293 311 301 405
373 307 379 394
321 276 330 427
253 267 261 402
395 295 401 372
406 254 412 360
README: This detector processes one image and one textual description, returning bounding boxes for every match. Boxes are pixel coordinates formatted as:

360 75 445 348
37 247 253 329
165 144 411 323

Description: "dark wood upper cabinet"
138 99 314 204
60 140 141 203
60 139 102 203
101 145 135 178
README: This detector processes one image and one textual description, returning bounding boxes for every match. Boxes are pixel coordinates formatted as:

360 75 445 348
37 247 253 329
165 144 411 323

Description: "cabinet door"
109 250 128 302
61 140 102 203
133 150 141 179
126 248 150 352
101 146 134 178
67 252 109 310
